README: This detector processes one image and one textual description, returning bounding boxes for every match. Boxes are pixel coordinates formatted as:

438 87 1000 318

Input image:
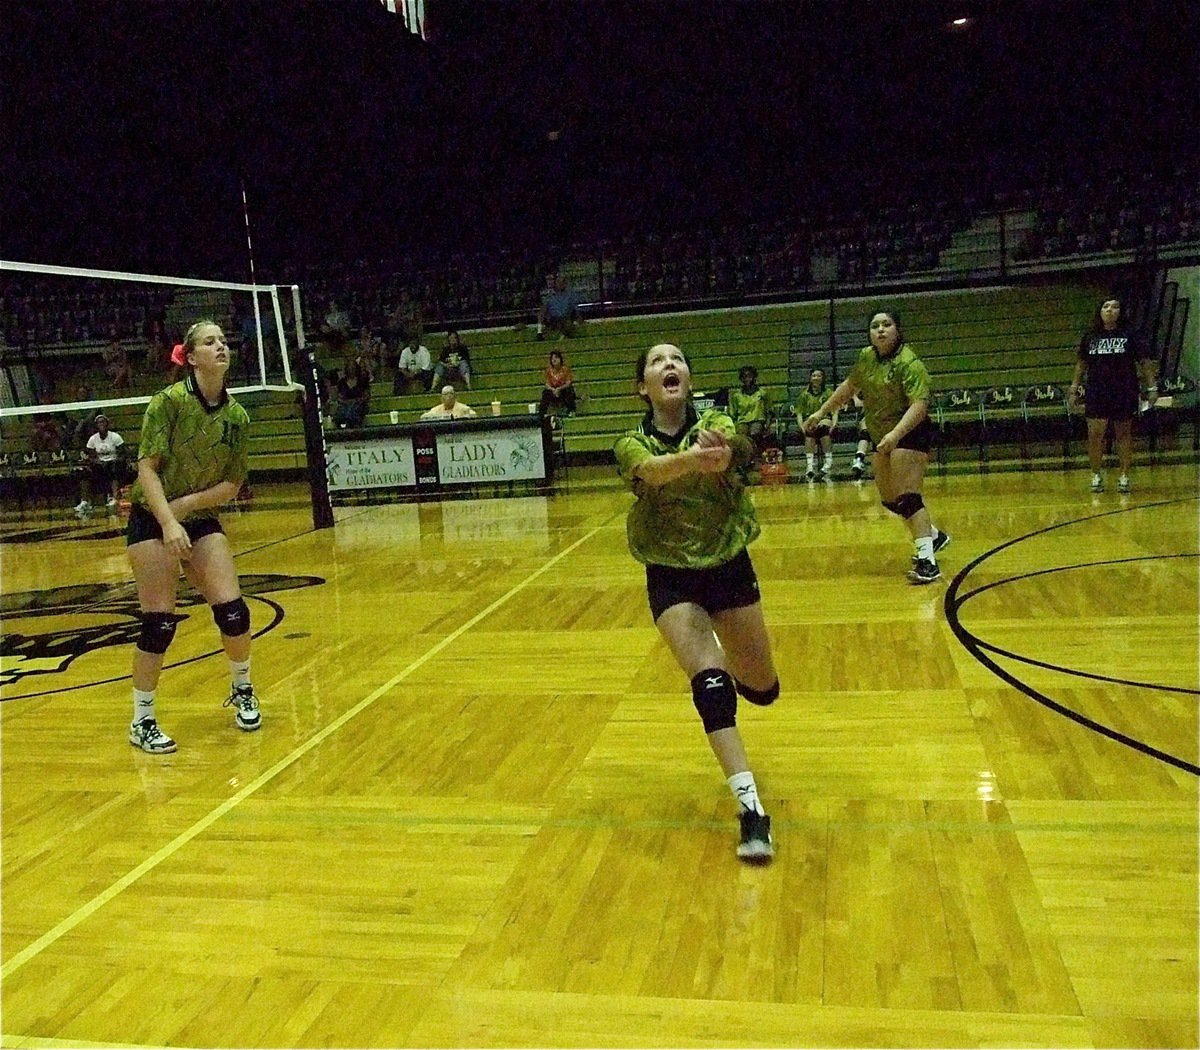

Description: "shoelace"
138 719 167 742
223 688 257 711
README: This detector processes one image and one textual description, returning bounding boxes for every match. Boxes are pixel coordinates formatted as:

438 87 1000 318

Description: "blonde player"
126 321 260 753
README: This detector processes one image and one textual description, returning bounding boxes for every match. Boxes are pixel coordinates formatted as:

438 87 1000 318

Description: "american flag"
380 0 426 39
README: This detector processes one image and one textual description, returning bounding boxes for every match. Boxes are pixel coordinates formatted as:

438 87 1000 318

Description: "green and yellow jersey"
727 386 771 426
131 375 250 520
794 385 830 422
848 344 931 443
613 406 759 569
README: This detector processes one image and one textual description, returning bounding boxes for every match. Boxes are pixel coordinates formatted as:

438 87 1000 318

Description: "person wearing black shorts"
125 321 260 754
802 309 949 584
1068 296 1158 494
614 343 782 863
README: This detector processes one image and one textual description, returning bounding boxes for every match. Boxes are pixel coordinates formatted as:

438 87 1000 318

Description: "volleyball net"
0 259 335 528
0 260 303 415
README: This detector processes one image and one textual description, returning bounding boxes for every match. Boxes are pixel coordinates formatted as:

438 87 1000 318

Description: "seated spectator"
420 385 477 420
333 356 373 429
727 365 773 464
432 330 472 389
538 349 578 416
31 415 63 453
144 317 169 373
103 336 132 390
394 337 433 394
62 382 102 449
356 327 386 377
383 290 423 355
794 368 837 480
537 275 580 339
321 300 352 352
74 413 128 515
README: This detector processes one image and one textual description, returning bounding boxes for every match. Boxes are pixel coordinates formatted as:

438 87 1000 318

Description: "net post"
292 285 334 529
270 287 293 387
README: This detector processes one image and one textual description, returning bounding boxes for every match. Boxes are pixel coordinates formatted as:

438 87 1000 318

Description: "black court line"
955 553 1200 696
3 504 458 700
944 495 1200 776
0 505 380 702
2 596 285 702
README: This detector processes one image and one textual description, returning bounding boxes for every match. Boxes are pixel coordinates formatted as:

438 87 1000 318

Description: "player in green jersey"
793 368 838 480
125 321 260 753
802 309 949 584
726 364 773 466
614 343 780 863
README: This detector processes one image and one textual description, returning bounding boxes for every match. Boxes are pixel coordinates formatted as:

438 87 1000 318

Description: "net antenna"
379 0 426 39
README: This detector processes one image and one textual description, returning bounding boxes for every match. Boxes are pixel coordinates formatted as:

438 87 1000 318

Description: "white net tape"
0 260 302 419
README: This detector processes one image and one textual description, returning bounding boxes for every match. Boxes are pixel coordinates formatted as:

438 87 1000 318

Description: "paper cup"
527 403 537 414
491 401 501 416
389 410 399 424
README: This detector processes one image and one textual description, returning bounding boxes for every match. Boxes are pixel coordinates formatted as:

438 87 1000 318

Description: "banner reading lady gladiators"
435 425 545 484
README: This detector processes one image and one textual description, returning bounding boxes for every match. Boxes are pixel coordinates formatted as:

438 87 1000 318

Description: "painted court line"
0 515 614 981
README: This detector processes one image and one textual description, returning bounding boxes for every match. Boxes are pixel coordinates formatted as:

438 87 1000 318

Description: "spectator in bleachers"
103 335 132 390
394 336 433 394
31 414 63 453
794 368 837 480
333 356 373 429
355 326 386 377
320 300 352 353
421 385 476 420
802 309 949 584
383 290 423 354
432 330 472 389
62 382 103 449
144 317 170 373
537 275 580 339
1068 295 1157 494
538 349 578 417
727 365 772 465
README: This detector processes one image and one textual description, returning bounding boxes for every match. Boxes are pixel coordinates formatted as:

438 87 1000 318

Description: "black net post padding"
292 286 334 530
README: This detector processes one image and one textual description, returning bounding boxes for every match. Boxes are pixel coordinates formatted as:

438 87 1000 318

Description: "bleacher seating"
319 306 799 460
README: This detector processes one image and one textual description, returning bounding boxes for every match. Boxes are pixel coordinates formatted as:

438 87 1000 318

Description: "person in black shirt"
1068 296 1157 494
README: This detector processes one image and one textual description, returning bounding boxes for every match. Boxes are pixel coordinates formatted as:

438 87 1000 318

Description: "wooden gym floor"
1 463 1197 1049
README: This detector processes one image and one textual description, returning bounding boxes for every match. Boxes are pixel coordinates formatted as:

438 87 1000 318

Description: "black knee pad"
691 668 737 734
137 612 178 655
212 597 250 637
736 678 780 707
893 491 925 519
881 497 903 516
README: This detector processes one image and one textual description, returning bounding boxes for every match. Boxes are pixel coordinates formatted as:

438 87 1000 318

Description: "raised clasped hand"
692 427 728 449
692 443 732 473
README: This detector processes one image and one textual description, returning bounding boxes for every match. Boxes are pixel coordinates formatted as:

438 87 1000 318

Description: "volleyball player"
126 321 260 753
803 309 949 584
793 368 837 480
1068 295 1158 493
614 343 780 862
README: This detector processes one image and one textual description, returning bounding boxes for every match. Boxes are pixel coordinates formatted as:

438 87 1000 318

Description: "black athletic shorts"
645 548 761 622
1084 386 1139 422
895 417 934 454
126 503 224 547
